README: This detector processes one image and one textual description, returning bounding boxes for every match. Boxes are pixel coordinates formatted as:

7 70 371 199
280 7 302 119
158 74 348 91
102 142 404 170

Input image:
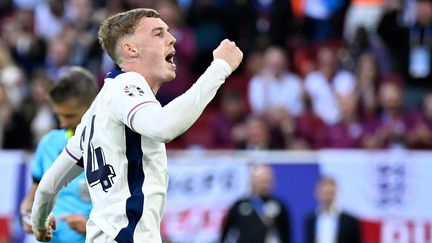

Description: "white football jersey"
61 60 232 242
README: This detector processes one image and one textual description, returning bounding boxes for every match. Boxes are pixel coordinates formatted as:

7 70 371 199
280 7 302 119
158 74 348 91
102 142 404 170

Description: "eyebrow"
151 26 170 33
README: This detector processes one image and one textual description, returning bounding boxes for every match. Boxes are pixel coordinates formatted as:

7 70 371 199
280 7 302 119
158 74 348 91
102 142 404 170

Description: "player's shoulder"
107 71 152 96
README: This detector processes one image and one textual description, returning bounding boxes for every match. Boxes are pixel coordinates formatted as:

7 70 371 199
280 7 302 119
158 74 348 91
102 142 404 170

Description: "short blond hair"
98 8 160 64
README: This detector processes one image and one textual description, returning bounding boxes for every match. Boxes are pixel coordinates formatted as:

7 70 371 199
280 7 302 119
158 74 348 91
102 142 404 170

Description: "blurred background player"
20 66 98 243
305 176 361 243
221 164 291 243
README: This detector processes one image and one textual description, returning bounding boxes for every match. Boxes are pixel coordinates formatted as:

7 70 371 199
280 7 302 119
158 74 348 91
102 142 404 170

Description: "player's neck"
145 78 161 95
120 63 160 95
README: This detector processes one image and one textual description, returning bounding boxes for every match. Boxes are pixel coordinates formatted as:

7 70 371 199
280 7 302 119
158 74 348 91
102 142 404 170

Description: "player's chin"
165 69 176 81
168 73 176 82
161 73 176 83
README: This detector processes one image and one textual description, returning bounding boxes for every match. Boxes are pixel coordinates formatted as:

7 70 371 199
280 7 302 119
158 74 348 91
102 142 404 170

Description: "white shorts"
86 219 116 243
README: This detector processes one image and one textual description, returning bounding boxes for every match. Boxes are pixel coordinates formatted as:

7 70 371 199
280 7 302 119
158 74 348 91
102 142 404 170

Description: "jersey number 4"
82 115 116 192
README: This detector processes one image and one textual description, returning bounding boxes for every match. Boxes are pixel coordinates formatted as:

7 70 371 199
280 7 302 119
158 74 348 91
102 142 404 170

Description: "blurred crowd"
1 0 432 151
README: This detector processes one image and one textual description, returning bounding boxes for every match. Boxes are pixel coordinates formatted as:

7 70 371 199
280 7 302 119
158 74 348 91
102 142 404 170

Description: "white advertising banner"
319 149 432 243
162 158 250 243
0 151 26 216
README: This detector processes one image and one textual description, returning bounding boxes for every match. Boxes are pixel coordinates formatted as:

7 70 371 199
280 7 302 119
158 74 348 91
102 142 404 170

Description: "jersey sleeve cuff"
212 59 232 77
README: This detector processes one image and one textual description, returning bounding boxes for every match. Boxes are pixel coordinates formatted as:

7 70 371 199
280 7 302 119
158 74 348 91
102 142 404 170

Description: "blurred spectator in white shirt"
248 46 304 119
304 45 356 125
34 0 66 41
344 0 385 43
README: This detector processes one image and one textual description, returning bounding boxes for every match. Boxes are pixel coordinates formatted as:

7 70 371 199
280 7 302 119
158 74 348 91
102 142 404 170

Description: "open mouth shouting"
165 51 176 69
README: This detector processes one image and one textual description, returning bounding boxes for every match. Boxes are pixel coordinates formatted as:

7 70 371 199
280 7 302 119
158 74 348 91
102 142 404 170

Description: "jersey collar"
105 68 124 79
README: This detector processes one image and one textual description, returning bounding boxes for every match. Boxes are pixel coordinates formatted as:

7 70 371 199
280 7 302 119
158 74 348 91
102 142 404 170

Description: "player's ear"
122 42 139 58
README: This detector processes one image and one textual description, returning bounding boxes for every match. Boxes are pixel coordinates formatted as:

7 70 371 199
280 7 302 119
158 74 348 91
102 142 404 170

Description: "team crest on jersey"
124 85 144 97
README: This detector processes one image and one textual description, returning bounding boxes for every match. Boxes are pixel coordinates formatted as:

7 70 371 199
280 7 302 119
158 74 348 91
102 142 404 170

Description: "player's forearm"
132 59 232 142
31 151 83 229
31 190 56 230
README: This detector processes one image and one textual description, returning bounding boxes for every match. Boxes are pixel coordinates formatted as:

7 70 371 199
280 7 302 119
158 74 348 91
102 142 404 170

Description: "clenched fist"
33 214 56 242
213 39 243 71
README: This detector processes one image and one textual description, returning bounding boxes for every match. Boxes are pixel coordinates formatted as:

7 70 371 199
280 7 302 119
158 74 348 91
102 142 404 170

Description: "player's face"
52 98 87 130
317 180 336 206
132 17 176 84
252 166 274 196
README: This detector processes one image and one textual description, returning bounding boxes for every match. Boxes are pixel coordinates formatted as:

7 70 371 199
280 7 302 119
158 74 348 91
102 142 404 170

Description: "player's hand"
213 39 243 72
20 196 33 233
33 214 56 242
20 209 33 233
60 214 87 234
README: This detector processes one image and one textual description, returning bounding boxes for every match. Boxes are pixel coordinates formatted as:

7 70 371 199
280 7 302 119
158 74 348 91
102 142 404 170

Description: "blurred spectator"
238 115 284 150
65 0 93 30
63 0 101 72
1 9 46 75
378 0 432 110
302 0 348 42
0 54 28 110
343 0 385 43
355 52 380 116
305 176 361 243
233 0 294 50
223 49 264 98
292 48 316 79
345 24 390 75
21 72 55 146
34 0 66 41
155 0 197 105
91 0 128 23
221 164 291 243
325 92 368 148
247 46 306 150
291 94 327 149
0 83 31 149
210 89 247 149
187 0 226 74
248 46 304 119
406 90 432 148
13 0 37 11
45 36 72 80
304 45 356 125
365 81 413 148
60 23 100 73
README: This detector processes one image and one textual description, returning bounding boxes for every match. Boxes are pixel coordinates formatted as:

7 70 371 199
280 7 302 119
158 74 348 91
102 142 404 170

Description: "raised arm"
131 39 243 142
